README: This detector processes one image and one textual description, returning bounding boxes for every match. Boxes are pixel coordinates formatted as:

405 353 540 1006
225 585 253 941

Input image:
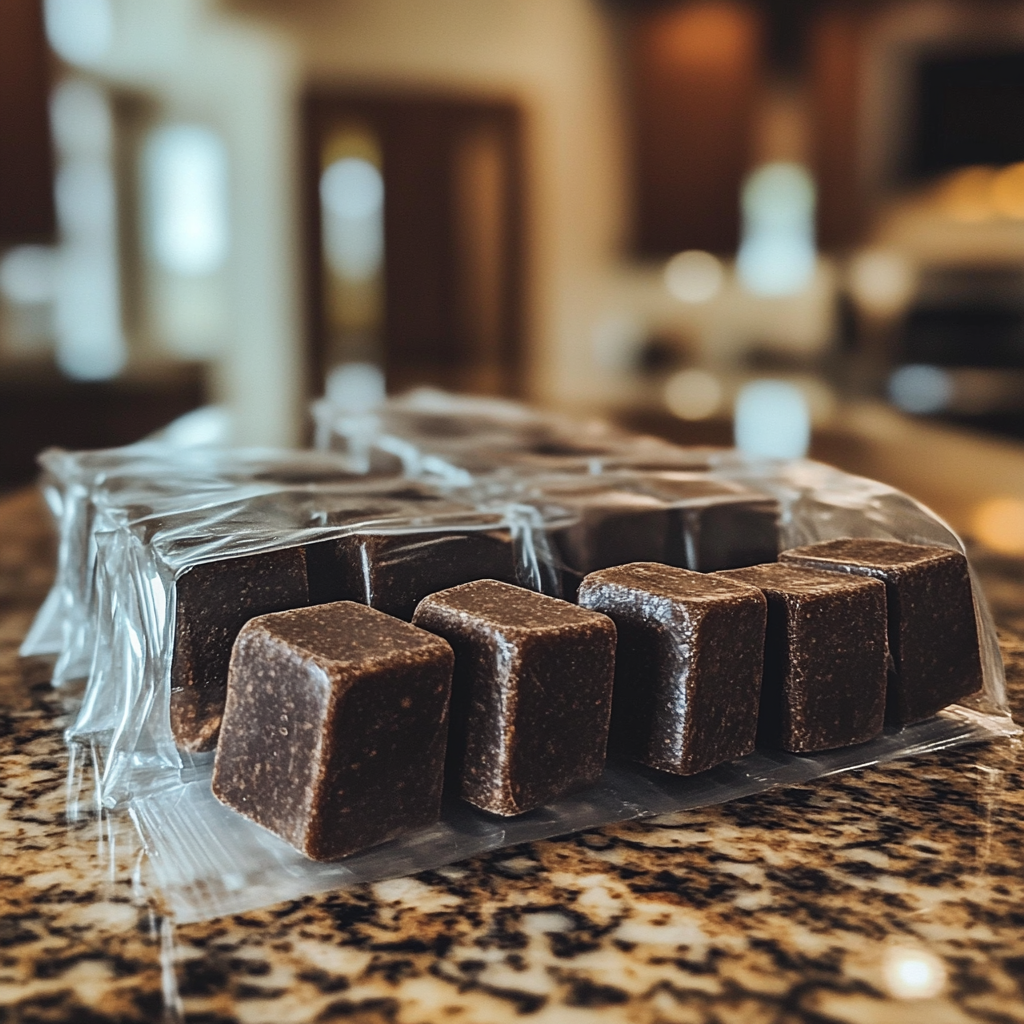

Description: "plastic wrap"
20 445 404 679
35 394 1017 923
312 387 718 478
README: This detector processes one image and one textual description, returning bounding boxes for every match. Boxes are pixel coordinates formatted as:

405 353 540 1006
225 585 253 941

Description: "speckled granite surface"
2 488 1024 1024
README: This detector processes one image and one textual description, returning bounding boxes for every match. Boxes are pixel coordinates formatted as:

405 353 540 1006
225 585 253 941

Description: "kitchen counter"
2 486 1024 1024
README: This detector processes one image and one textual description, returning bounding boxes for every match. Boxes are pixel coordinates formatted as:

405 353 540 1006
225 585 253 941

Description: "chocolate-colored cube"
578 562 766 775
305 495 519 619
651 475 780 572
322 526 519 620
716 563 887 753
544 490 671 599
304 497 415 605
170 548 309 752
212 601 454 861
412 580 616 816
779 539 983 724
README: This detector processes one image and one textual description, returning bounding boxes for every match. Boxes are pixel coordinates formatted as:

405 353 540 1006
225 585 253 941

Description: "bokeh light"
145 125 230 277
972 497 1024 556
734 379 810 458
321 157 384 220
848 248 916 318
664 250 724 304
43 0 113 66
0 247 56 306
881 946 947 1000
325 362 386 413
50 78 113 157
888 364 952 414
321 157 385 281
49 79 126 381
664 368 722 420
990 162 1024 220
737 162 816 297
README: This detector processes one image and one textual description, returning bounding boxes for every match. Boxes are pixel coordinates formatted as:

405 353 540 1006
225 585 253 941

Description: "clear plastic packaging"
35 393 1017 923
312 387 718 478
20 445 405 680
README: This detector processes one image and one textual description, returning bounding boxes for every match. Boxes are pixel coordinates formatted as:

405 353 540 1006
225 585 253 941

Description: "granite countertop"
2 487 1024 1024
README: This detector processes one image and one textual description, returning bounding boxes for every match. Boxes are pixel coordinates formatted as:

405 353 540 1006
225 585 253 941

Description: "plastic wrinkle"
25 389 1018 923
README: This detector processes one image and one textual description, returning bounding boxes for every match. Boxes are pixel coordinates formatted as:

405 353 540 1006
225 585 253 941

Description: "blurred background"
3 0 1024 552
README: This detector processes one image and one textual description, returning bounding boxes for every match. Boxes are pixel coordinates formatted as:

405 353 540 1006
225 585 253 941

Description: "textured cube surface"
170 548 309 752
717 563 888 753
544 490 671 599
651 475 780 572
212 601 453 861
306 498 518 619
544 478 779 599
304 497 416 606
779 538 983 724
578 562 766 775
413 580 616 816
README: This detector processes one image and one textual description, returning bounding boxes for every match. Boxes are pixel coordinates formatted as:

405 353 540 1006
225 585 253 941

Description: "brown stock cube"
212 602 454 861
170 548 309 752
304 497 417 605
306 500 519 619
545 491 671 599
544 479 779 599
578 563 766 775
716 563 887 753
412 580 616 816
676 496 780 571
779 539 983 724
652 475 780 572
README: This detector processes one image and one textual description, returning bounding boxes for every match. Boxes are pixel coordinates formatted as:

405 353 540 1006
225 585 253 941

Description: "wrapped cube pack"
171 548 310 752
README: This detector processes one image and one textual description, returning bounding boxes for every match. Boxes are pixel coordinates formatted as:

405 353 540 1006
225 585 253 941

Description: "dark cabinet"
0 0 56 245
627 2 762 256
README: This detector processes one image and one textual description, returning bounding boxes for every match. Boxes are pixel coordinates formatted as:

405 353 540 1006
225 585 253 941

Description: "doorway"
303 91 526 399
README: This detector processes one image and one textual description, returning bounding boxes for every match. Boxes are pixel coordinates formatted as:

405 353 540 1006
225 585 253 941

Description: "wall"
62 0 306 446
229 0 631 409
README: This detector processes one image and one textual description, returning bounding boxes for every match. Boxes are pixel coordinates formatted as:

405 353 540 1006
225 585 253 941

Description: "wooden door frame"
301 88 526 401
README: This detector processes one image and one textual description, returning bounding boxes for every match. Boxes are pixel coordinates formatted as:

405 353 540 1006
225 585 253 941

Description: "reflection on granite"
1 488 1023 1023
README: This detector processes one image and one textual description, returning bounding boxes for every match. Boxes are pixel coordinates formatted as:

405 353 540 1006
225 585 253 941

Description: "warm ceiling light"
664 368 723 420
664 250 724 304
938 166 996 223
990 162 1024 220
972 497 1024 556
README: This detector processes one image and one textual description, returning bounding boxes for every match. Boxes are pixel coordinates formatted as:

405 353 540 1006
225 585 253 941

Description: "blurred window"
141 123 230 358
145 125 229 277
